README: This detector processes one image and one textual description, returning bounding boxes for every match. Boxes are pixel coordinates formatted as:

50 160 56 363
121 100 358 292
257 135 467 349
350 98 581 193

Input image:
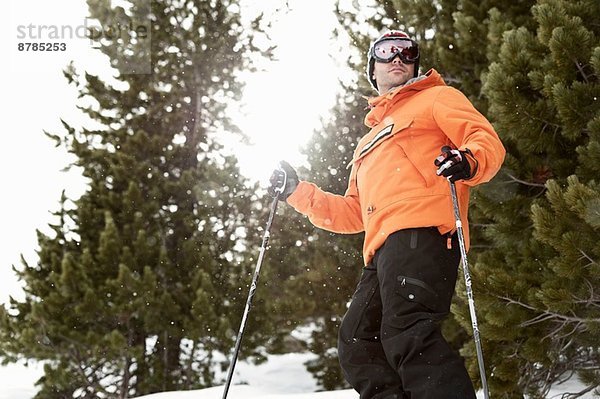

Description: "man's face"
372 56 415 94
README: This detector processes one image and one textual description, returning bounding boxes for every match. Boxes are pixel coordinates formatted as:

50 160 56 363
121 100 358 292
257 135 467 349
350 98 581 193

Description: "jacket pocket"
394 139 436 188
395 275 440 312
394 117 445 188
348 118 414 169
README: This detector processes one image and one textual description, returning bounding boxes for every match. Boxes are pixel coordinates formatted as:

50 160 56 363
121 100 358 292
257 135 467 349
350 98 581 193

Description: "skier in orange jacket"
270 30 505 399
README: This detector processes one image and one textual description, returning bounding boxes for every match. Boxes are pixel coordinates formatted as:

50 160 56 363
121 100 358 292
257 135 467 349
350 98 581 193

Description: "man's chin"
393 77 410 86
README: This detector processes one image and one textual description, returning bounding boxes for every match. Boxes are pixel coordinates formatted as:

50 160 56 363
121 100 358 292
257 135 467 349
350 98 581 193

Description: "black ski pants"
338 227 477 399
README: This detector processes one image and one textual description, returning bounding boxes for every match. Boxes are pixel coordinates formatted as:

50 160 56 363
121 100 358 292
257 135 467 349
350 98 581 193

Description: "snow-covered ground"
138 382 599 399
138 386 358 399
1 352 596 398
133 353 598 399
136 352 356 399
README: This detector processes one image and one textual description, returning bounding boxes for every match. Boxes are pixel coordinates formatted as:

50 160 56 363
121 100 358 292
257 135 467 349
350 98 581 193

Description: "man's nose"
391 54 404 64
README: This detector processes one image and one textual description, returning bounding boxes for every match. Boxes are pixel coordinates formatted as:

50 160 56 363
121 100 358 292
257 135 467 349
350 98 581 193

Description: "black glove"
434 146 477 182
268 160 299 200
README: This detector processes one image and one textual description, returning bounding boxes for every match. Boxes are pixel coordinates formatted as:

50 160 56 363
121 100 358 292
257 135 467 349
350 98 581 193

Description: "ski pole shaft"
448 181 490 399
222 195 279 399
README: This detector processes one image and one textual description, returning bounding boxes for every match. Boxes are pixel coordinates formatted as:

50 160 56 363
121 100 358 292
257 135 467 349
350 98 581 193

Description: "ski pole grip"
274 162 288 197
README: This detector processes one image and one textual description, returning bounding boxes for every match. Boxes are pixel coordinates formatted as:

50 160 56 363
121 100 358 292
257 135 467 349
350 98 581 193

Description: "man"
269 30 505 398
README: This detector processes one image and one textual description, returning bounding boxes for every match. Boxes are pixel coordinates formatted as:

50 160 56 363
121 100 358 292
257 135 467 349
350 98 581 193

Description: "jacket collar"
364 69 446 128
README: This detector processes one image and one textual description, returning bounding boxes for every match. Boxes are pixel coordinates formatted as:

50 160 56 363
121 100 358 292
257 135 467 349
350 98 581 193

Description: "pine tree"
476 0 600 396
0 0 275 397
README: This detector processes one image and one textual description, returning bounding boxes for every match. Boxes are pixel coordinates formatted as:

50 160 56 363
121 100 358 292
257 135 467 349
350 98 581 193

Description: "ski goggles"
371 39 419 64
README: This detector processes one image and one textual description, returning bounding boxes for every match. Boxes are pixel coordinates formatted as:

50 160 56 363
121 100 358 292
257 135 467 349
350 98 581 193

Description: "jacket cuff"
286 180 310 209
462 148 479 181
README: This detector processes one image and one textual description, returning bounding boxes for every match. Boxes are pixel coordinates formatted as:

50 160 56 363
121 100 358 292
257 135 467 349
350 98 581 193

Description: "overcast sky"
1 0 346 303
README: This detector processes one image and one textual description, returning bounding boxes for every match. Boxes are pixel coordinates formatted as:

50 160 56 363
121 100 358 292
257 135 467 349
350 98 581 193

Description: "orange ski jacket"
287 69 505 265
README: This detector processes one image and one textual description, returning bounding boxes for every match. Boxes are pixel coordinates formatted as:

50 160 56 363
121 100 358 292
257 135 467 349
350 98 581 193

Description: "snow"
0 352 596 398
138 386 357 399
131 353 597 399
133 352 359 399
219 353 321 394
0 362 44 399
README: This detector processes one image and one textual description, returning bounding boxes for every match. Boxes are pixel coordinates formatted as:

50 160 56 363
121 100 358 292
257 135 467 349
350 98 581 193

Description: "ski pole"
222 170 286 399
448 180 490 399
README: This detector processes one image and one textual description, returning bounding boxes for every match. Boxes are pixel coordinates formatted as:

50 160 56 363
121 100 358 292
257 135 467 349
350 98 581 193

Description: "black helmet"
367 30 420 91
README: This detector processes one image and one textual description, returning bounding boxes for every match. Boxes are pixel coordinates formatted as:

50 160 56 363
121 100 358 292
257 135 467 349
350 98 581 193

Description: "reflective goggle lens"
373 39 419 63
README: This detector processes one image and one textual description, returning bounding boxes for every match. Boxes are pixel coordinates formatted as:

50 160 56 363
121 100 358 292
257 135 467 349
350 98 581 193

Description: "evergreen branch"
470 244 495 249
519 338 600 398
555 382 597 399
470 223 494 228
571 279 600 309
552 321 584 341
71 352 109 397
573 60 591 84
442 75 463 85
505 173 547 188
578 249 598 268
523 109 562 130
50 331 117 396
520 357 558 398
499 296 600 335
